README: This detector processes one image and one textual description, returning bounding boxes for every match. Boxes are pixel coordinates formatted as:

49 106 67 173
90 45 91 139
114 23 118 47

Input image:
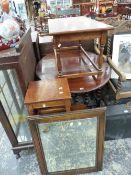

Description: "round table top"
36 51 111 93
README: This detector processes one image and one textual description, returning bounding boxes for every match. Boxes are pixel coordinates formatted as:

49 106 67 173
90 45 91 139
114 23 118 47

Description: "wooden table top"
24 78 71 104
48 16 114 35
36 50 111 93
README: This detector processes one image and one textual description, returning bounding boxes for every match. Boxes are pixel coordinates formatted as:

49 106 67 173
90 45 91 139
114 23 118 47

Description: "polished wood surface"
36 51 111 93
53 46 103 79
48 16 114 35
25 78 71 103
24 78 71 114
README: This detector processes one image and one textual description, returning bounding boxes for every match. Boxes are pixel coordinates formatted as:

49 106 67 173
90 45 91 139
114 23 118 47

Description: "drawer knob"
43 104 46 108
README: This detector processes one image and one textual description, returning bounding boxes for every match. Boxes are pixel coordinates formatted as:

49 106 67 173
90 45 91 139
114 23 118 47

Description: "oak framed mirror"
28 108 106 175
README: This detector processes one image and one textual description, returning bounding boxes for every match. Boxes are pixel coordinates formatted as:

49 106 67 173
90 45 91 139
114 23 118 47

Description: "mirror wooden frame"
27 108 106 175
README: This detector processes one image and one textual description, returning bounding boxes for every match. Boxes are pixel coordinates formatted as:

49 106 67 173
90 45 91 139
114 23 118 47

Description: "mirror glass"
38 117 97 172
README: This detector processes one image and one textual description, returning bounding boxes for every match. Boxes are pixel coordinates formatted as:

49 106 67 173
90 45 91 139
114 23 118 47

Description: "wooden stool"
24 78 71 115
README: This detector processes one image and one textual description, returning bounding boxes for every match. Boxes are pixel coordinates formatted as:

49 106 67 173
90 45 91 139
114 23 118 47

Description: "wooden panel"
31 100 65 109
19 31 36 89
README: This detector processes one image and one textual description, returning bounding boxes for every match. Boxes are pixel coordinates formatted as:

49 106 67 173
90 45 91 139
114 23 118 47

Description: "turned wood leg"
79 41 82 64
97 33 106 79
116 77 122 94
53 38 62 76
96 88 102 107
56 47 62 76
99 44 105 69
65 100 71 112
98 32 106 69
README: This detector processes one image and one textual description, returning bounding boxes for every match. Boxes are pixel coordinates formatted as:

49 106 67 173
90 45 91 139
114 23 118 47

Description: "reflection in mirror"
38 117 97 172
0 69 32 142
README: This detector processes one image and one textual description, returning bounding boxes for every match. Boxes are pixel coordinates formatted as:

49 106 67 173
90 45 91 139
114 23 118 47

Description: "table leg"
65 100 71 112
27 105 34 115
95 88 102 107
98 43 105 69
97 33 106 79
79 41 82 64
53 38 62 76
56 47 62 76
40 18 43 31
100 33 107 66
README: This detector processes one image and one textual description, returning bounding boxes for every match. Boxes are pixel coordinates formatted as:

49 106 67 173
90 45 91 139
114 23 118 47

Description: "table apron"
53 31 107 44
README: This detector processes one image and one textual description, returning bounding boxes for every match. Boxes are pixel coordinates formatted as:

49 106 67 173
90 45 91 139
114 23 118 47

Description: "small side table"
24 78 71 115
48 16 114 78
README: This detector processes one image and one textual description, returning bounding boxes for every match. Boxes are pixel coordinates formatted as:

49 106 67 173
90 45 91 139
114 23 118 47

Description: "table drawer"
32 100 65 109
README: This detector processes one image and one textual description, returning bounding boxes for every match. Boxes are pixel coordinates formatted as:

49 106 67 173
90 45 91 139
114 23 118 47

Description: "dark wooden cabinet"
0 28 36 156
0 28 36 96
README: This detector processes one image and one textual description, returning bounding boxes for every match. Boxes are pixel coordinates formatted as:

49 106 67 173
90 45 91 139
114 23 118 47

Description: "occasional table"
24 78 71 115
48 16 114 78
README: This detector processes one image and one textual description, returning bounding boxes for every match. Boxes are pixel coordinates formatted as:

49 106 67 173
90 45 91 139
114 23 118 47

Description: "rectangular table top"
24 78 71 104
48 16 114 35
